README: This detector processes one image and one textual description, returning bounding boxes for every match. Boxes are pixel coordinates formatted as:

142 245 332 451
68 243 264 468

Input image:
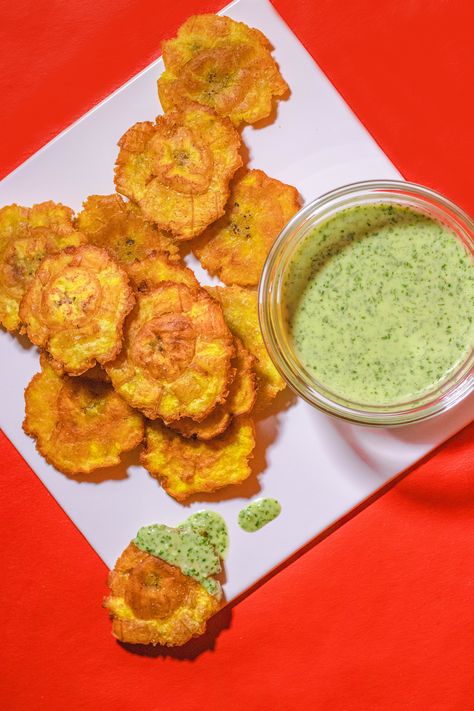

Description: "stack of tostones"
105 281 235 422
104 542 220 646
194 169 300 286
1 9 301 649
208 285 286 409
0 202 85 332
158 14 288 126
24 355 144 475
115 102 242 239
76 193 180 267
20 244 135 375
141 416 256 501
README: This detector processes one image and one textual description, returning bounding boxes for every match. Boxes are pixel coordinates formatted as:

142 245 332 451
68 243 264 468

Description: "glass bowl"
258 180 474 426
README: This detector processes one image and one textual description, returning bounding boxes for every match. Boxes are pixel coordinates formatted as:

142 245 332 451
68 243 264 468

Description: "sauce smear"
135 511 228 598
238 498 281 532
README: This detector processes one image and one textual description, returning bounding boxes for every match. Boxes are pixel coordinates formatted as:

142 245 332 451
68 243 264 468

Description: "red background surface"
1 1 473 708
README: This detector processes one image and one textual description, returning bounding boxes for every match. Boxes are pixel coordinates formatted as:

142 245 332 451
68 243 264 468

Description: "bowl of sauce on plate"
259 180 474 425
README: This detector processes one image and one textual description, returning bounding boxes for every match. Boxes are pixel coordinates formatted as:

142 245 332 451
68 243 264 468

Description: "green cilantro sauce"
283 204 474 405
134 511 228 599
182 510 229 558
238 498 282 532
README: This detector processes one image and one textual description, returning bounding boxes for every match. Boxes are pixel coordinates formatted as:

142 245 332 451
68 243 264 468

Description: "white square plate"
1 0 472 600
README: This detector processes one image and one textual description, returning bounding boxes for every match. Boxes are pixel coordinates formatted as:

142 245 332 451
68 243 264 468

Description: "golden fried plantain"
104 542 220 646
126 251 198 293
194 169 300 286
208 285 286 408
114 102 242 239
76 193 180 266
47 359 112 383
19 245 134 375
141 416 255 501
23 355 144 475
0 202 85 332
168 405 232 442
80 363 111 383
106 281 234 422
229 339 258 415
158 14 288 126
169 337 256 440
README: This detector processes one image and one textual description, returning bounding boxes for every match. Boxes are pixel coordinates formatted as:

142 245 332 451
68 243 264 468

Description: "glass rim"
258 179 474 426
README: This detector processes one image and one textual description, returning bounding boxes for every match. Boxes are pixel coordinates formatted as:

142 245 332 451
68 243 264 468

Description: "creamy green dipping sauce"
238 498 281 532
183 510 229 558
284 204 474 405
135 511 228 599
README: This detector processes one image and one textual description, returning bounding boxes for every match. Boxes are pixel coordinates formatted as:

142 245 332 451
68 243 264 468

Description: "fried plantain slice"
23 355 144 475
0 202 85 332
141 415 255 501
127 251 198 293
158 14 288 126
208 285 286 408
169 337 256 440
194 169 300 286
229 338 258 415
76 194 180 267
104 542 220 646
47 358 112 382
168 405 232 442
114 102 242 240
19 245 135 375
80 363 111 383
106 281 234 422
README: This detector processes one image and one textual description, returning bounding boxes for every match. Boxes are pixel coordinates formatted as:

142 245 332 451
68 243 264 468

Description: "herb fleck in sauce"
180 510 229 559
283 204 474 405
134 511 228 599
238 498 281 532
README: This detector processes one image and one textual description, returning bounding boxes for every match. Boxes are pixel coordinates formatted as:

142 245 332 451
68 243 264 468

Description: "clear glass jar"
258 180 474 426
